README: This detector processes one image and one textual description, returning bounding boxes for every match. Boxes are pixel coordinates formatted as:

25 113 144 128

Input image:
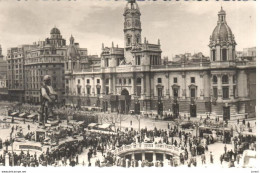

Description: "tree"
101 113 128 131
132 114 143 133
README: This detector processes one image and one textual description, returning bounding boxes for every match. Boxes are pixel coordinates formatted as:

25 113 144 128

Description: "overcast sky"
0 0 256 59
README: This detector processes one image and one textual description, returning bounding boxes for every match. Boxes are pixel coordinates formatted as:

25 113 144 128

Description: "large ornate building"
0 45 8 100
65 1 255 120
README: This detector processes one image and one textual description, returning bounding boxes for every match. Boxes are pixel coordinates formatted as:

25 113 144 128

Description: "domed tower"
50 27 61 39
65 35 80 72
209 7 236 62
47 27 66 47
123 0 142 49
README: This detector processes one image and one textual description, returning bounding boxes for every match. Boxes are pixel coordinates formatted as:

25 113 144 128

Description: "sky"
0 0 256 59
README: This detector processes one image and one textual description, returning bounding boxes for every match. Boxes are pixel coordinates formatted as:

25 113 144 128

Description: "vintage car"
180 121 194 129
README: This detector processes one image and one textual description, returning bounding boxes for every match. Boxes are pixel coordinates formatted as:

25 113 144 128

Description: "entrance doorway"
103 101 108 112
190 104 197 117
157 101 163 116
172 103 179 118
119 89 130 114
223 106 230 120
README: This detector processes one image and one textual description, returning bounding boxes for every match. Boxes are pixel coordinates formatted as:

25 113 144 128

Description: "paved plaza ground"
0 103 256 168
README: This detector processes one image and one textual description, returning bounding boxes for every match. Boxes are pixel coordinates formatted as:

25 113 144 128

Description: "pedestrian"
224 144 227 154
210 152 213 164
28 124 30 130
220 154 223 165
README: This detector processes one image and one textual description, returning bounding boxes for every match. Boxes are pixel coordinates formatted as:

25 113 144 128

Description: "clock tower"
123 0 142 50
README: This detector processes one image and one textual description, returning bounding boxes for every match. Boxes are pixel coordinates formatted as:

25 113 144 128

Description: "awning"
11 112 18 116
76 121 84 125
19 113 26 118
88 123 98 127
27 114 36 118
98 123 112 129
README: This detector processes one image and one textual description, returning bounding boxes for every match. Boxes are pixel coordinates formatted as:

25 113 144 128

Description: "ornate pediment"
171 84 180 89
188 84 197 89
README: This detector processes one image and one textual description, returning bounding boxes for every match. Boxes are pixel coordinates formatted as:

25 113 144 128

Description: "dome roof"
211 23 232 42
50 27 60 35
210 7 235 44
66 35 79 59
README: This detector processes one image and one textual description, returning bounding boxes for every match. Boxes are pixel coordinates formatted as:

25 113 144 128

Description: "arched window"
213 75 218 84
222 75 229 84
222 49 227 61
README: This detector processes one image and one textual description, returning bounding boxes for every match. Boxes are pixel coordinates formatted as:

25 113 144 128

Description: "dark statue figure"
40 75 57 126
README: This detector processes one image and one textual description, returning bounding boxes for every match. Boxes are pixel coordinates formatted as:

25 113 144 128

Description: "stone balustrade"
114 142 184 157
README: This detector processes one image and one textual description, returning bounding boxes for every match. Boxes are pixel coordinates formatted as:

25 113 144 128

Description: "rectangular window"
128 79 131 84
212 50 216 61
87 79 90 84
233 75 236 83
173 88 178 97
105 58 109 67
97 79 100 84
66 79 69 84
174 77 178 83
222 49 227 61
191 77 195 83
136 86 141 96
158 88 163 97
87 87 91 95
78 79 80 84
157 78 162 84
106 87 109 95
97 88 100 95
136 56 141 65
105 78 109 84
222 86 229 99
213 87 218 98
233 86 236 98
190 88 196 98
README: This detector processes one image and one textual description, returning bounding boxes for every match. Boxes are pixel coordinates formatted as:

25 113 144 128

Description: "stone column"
182 72 186 99
112 75 116 95
145 72 151 98
142 152 145 161
126 159 129 168
92 76 95 96
153 152 156 166
131 153 135 160
131 76 135 96
5 154 9 166
216 45 221 61
109 75 113 94
165 73 170 99
141 76 145 99
163 153 166 161
199 72 204 100
217 74 222 101
229 74 234 99
153 152 156 162
138 160 142 167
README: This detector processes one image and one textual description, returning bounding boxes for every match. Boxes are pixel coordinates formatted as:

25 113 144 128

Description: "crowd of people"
0 110 257 167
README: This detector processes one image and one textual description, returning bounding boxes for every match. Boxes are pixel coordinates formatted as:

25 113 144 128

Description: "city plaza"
0 0 256 169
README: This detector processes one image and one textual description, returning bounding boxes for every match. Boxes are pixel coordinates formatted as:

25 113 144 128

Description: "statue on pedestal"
40 75 57 126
